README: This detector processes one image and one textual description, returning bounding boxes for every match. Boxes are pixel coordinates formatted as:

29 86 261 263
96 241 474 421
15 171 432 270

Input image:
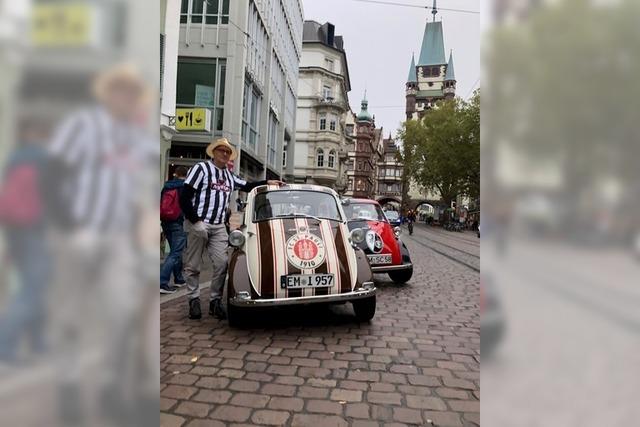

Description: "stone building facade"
293 21 352 191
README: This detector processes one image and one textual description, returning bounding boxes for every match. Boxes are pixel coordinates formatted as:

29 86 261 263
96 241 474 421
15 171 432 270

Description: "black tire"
352 296 376 322
227 301 249 328
388 267 413 283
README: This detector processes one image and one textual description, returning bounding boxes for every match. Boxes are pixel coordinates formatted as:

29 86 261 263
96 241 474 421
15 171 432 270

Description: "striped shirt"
183 161 248 225
48 106 157 232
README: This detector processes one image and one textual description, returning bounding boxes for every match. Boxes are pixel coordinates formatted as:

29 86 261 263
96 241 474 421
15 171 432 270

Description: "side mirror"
341 198 350 206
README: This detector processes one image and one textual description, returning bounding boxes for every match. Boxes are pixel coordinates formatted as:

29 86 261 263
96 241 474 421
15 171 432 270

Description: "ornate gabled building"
345 95 383 199
405 2 456 121
376 135 403 208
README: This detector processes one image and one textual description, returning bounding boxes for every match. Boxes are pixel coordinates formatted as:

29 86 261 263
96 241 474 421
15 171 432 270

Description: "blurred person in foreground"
0 119 51 364
45 63 158 425
160 166 188 294
179 138 283 320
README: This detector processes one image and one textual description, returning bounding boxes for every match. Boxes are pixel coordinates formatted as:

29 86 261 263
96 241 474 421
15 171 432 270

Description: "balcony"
378 191 402 198
316 96 347 111
378 175 403 182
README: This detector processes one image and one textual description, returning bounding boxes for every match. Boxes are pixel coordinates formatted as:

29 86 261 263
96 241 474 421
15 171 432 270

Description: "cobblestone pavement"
161 224 480 427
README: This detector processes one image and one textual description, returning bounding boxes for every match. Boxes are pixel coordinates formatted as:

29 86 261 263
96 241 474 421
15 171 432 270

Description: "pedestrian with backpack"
0 118 51 362
160 166 188 294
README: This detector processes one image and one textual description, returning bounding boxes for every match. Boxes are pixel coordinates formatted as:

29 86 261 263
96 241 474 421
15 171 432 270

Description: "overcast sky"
301 0 480 139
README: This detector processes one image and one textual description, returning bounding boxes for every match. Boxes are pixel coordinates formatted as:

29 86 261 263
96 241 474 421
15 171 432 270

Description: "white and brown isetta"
226 184 376 326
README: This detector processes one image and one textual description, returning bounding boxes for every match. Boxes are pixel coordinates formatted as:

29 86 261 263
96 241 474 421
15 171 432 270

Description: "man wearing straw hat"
180 137 283 320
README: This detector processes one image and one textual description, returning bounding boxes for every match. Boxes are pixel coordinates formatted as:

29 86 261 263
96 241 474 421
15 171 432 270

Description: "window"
325 58 334 72
316 149 324 167
267 112 278 168
329 116 336 131
241 79 261 151
176 57 226 131
378 168 385 177
282 149 287 168
322 84 332 100
319 114 326 130
328 150 335 168
357 161 362 171
345 124 354 135
181 0 230 24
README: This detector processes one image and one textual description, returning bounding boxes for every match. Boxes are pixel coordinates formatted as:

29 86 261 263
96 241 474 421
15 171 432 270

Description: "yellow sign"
31 3 93 47
175 108 211 131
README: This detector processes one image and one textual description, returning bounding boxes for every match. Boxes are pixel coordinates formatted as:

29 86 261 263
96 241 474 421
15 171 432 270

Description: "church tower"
405 0 457 120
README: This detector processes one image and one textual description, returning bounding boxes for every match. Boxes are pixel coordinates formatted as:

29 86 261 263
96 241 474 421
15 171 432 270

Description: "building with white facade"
293 21 352 191
162 0 304 182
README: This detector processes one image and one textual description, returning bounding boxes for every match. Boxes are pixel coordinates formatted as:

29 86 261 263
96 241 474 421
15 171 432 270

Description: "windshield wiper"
274 213 326 222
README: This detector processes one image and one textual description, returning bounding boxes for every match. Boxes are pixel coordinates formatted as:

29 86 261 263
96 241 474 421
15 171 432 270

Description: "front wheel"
352 296 376 322
227 300 250 328
388 267 413 284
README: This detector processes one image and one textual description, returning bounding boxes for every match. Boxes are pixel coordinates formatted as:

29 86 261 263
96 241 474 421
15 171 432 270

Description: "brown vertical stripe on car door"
258 221 274 298
311 220 329 296
334 225 353 293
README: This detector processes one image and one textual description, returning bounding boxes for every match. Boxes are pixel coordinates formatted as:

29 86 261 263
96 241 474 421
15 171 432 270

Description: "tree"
398 92 480 208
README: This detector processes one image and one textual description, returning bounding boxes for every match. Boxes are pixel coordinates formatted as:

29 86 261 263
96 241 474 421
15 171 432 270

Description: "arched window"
316 148 324 167
328 150 335 168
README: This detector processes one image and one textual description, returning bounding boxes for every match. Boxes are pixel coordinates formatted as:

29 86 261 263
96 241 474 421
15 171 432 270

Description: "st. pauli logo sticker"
286 233 326 269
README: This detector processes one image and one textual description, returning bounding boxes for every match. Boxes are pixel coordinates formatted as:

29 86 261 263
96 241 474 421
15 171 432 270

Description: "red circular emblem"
293 239 318 260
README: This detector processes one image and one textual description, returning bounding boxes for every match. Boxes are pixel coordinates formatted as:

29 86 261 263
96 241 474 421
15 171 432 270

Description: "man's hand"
266 180 285 187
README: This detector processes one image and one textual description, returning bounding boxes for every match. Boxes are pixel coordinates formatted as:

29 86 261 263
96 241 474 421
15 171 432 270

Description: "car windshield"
253 190 342 222
343 203 387 222
385 211 399 220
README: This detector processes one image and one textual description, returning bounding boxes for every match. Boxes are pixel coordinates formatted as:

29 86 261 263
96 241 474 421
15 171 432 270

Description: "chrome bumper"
229 282 376 307
371 263 413 273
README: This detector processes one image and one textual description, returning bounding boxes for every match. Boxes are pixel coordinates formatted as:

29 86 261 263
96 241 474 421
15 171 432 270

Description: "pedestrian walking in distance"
179 137 284 320
160 166 189 294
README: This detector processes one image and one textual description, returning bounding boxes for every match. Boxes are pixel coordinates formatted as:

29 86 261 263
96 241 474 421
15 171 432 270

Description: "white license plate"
281 274 335 289
367 254 392 264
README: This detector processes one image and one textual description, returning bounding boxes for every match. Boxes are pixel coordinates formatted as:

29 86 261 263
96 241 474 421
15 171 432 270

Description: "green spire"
418 21 446 66
357 92 373 122
407 53 417 82
444 50 456 81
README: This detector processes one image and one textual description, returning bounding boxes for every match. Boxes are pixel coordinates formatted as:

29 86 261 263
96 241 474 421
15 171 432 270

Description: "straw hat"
92 63 152 104
206 137 238 160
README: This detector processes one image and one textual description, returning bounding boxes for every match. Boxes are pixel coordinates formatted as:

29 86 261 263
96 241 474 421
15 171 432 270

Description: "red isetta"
342 199 413 284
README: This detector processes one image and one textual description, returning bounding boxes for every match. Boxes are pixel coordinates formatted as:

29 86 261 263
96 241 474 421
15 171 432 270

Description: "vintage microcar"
342 198 413 283
226 184 376 326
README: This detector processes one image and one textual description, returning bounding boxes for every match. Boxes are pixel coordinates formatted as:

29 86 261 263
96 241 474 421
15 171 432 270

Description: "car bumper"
371 263 413 273
229 282 376 307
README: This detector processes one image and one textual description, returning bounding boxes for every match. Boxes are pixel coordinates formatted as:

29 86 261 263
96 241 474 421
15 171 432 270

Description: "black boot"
188 298 202 319
209 299 227 320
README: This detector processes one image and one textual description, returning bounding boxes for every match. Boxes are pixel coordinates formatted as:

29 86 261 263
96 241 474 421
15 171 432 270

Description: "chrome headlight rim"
350 227 365 245
228 230 246 247
394 227 401 237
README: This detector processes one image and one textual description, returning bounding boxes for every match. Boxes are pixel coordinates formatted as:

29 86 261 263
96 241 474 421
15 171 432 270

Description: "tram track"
405 232 480 273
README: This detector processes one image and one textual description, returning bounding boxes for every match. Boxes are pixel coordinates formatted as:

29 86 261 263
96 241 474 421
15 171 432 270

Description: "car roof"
347 198 380 205
251 183 338 197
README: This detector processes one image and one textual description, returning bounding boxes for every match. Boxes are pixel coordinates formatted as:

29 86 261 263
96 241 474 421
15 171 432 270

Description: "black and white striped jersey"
47 106 157 232
183 161 248 225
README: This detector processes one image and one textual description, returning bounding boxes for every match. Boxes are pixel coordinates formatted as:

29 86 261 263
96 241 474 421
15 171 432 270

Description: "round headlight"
394 227 401 237
351 228 365 244
228 230 245 247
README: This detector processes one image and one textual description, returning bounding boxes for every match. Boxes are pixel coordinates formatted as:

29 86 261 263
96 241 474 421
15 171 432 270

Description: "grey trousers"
183 221 229 301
